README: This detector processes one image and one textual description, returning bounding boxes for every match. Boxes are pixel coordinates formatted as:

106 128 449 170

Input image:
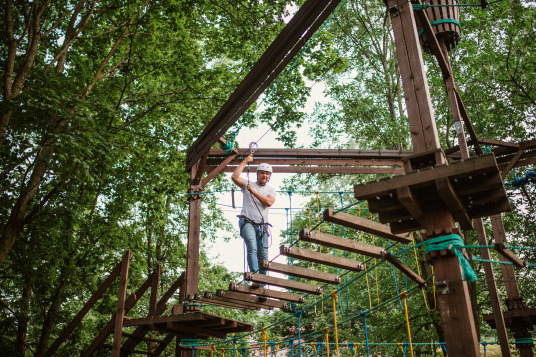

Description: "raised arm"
231 154 253 188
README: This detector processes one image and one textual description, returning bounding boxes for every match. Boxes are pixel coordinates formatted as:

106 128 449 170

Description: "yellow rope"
331 291 340 357
411 232 437 311
310 342 318 355
323 327 330 357
400 291 414 357
274 343 281 356
397 342 404 353
262 328 268 357
221 348 225 357
348 343 360 357
210 343 217 357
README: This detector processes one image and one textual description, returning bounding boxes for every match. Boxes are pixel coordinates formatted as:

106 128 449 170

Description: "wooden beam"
200 153 237 187
203 166 405 175
209 148 413 159
216 289 289 309
228 283 305 303
112 251 131 357
192 151 209 186
279 245 364 272
501 148 524 179
244 272 322 295
299 229 385 259
185 0 342 170
261 260 341 284
384 254 426 286
323 208 412 244
123 312 205 327
435 177 473 230
199 292 268 311
186 161 202 299
494 243 526 268
205 158 405 167
43 253 126 357
166 322 227 339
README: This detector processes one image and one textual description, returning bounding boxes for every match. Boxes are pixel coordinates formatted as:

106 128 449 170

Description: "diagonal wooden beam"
501 148 524 179
185 0 342 170
201 153 237 187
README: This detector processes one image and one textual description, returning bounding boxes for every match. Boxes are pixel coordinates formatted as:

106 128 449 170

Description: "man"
231 154 276 276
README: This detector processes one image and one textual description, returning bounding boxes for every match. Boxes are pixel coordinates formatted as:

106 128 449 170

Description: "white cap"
257 163 272 173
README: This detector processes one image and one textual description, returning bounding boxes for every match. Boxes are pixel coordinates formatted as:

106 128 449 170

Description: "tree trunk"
35 281 67 357
15 284 32 357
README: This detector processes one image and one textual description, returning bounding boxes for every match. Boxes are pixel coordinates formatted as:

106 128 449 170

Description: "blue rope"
241 347 246 357
296 310 303 357
403 342 408 356
425 234 477 282
361 312 370 357
289 339 294 357
506 170 536 188
192 344 196 357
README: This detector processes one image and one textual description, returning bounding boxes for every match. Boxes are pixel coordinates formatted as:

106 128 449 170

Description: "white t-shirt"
240 180 276 224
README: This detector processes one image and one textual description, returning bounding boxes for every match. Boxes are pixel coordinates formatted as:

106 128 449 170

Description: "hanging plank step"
299 229 386 259
198 291 278 311
280 245 364 272
494 243 526 268
323 208 412 244
244 272 322 295
261 260 341 284
216 289 290 310
228 282 305 303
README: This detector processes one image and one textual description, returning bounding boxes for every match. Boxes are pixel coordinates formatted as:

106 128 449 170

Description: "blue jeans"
239 218 268 275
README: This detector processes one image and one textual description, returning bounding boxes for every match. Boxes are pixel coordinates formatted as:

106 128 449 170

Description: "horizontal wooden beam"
216 289 289 309
323 208 412 244
123 312 204 327
209 148 413 159
228 283 305 302
205 166 404 175
206 158 405 167
200 292 268 310
261 260 341 284
244 272 322 295
280 245 363 272
299 229 386 258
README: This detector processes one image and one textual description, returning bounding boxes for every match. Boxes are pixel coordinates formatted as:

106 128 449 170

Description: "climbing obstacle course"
44 0 536 355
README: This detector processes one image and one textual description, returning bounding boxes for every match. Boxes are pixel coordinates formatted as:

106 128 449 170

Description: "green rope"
220 126 242 154
514 338 535 344
418 19 461 37
425 234 477 282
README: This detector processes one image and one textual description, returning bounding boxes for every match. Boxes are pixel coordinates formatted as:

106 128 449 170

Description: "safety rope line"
400 291 414 357
262 328 268 357
331 291 340 357
323 327 330 357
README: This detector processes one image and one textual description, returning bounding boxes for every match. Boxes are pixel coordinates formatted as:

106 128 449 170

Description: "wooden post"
185 160 203 306
387 0 479 354
112 251 131 356
438 38 512 356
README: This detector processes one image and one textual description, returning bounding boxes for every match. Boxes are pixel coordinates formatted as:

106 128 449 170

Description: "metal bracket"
436 280 449 295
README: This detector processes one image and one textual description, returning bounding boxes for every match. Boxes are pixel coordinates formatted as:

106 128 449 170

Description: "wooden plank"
451 173 503 197
261 259 341 284
354 154 499 200
191 296 258 311
490 215 521 300
279 245 363 273
244 271 322 295
112 251 131 357
384 254 426 286
467 200 510 219
200 292 270 310
228 283 304 303
192 151 209 186
166 322 227 339
203 166 404 175
299 229 385 259
121 332 165 343
123 312 204 327
209 148 414 159
43 253 125 357
478 138 520 149
390 219 422 235
205 158 405 167
186 161 202 298
323 208 412 243
494 243 526 268
216 289 289 309
152 334 176 356
435 177 473 230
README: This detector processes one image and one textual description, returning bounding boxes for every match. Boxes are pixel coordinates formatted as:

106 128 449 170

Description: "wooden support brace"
435 177 473 230
384 254 426 286
323 208 412 244
501 148 525 179
261 260 340 284
192 151 209 186
244 271 322 295
299 229 385 259
494 243 526 268
396 186 425 225
280 245 364 273
228 283 305 303
201 152 237 188
112 251 131 357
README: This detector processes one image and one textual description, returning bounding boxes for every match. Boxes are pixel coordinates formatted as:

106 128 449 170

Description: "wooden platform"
354 154 510 234
123 311 254 339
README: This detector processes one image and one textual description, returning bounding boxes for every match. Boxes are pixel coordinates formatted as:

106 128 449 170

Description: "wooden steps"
261 260 341 284
229 282 305 303
244 272 322 294
280 245 364 272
